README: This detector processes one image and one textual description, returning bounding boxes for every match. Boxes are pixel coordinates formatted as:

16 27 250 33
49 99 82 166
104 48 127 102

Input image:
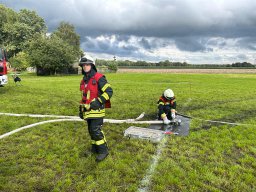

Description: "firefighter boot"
84 144 97 157
96 143 109 162
91 144 97 154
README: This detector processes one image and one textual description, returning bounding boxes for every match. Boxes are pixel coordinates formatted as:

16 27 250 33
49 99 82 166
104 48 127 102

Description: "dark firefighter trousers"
158 105 174 120
86 118 108 154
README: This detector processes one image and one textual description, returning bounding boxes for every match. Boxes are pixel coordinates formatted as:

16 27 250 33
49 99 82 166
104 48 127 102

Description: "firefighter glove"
163 116 171 125
79 104 84 119
171 112 176 119
79 104 83 112
90 98 101 110
79 111 83 119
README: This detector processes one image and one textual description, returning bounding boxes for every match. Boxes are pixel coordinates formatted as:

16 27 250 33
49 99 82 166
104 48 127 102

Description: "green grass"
0 72 256 191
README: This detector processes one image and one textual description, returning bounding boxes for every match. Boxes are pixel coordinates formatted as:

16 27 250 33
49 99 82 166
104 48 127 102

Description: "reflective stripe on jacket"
80 72 112 119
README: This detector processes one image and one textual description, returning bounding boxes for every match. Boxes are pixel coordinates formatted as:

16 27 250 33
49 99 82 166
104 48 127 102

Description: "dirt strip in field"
118 68 256 74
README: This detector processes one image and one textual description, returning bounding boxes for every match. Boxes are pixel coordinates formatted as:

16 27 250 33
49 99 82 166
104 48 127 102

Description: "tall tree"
53 21 81 57
26 34 77 75
18 9 46 34
3 22 33 54
0 4 17 47
1 5 46 57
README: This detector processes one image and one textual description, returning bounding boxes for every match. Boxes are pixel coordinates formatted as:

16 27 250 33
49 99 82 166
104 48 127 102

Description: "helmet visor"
166 96 174 100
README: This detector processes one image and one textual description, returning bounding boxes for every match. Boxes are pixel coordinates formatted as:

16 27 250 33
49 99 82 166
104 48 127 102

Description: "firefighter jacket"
80 69 113 119
157 95 176 117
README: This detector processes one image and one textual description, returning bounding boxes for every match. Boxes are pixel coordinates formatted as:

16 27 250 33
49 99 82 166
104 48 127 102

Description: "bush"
9 52 29 71
107 61 118 72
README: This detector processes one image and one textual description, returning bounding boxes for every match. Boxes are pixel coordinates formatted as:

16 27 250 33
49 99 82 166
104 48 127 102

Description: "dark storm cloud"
1 0 256 63
236 54 248 60
81 36 139 57
236 37 256 50
82 37 96 48
115 35 131 42
139 38 152 50
80 35 178 58
174 37 213 52
2 0 256 38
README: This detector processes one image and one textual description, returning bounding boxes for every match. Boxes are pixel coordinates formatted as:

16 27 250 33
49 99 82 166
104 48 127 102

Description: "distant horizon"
94 58 255 66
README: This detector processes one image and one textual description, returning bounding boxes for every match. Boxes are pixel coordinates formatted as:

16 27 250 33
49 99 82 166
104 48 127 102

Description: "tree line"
97 59 255 69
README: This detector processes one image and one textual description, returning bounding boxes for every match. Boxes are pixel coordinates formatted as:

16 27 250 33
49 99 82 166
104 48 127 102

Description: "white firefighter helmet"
79 53 97 71
163 89 175 100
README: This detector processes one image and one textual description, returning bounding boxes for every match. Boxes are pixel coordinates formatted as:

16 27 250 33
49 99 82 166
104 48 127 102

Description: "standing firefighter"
158 89 176 124
79 53 113 162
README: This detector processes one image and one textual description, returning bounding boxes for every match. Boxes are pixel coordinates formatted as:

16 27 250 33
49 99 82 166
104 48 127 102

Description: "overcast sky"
1 0 256 64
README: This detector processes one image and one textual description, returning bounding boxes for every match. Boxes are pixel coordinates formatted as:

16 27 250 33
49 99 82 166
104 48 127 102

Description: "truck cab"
0 48 8 86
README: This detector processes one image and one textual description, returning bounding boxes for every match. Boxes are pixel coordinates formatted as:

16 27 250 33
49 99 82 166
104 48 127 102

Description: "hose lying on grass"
0 112 166 140
0 112 254 140
0 119 82 139
0 112 167 124
177 112 253 126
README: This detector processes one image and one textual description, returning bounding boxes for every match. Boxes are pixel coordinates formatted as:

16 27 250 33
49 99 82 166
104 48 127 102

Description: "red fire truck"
0 48 8 86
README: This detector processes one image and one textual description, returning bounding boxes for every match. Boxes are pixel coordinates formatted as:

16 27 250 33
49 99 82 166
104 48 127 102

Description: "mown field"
0 72 256 191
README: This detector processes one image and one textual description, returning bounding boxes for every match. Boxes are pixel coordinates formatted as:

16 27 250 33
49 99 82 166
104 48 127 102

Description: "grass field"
0 72 256 191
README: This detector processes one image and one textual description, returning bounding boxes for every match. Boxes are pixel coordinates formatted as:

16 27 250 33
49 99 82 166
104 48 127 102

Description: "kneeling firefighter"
79 53 113 162
157 89 177 124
